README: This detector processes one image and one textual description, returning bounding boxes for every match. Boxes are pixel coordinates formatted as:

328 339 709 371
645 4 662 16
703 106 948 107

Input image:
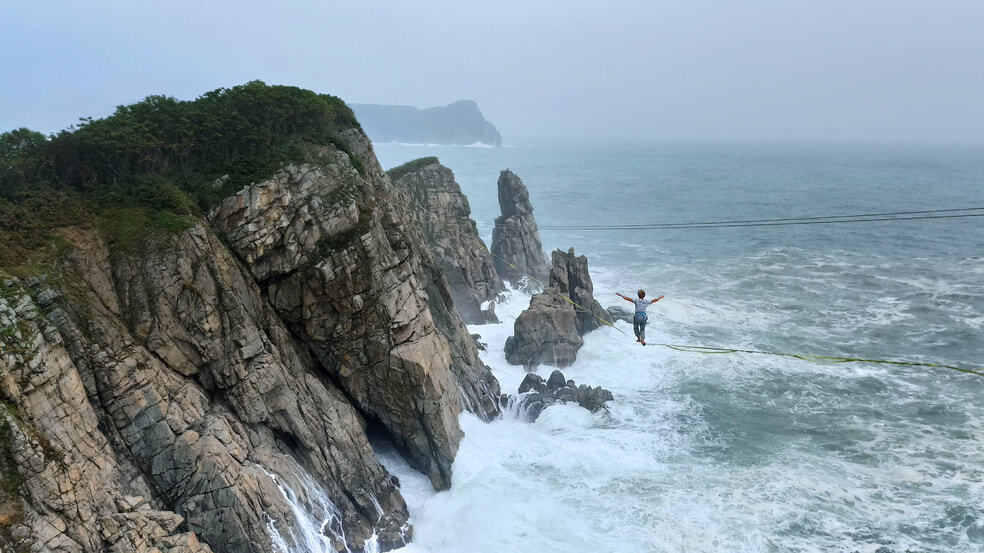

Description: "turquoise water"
372 142 984 553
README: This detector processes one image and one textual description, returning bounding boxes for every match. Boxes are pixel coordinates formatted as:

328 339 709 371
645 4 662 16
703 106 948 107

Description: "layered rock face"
549 248 609 335
0 222 409 553
504 248 608 369
1 283 215 553
0 128 501 553
504 290 582 369
210 130 500 490
389 158 503 323
490 170 549 285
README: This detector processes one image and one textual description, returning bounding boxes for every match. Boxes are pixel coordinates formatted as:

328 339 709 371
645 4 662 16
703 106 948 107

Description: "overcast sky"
2 1 983 143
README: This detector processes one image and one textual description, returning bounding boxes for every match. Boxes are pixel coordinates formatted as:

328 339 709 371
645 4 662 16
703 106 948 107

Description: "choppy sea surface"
366 142 984 553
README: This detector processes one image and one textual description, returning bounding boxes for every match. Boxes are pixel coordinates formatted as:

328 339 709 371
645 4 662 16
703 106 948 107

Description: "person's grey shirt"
633 298 651 313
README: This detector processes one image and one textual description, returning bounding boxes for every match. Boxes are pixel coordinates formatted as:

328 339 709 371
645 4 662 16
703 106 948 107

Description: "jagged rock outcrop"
0 221 409 553
549 248 608 334
1 285 214 553
504 290 582 369
210 130 500 491
0 128 503 553
504 248 609 369
501 370 614 422
491 170 549 285
388 158 503 323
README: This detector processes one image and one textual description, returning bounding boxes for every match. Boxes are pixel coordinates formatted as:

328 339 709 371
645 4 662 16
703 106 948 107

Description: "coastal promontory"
0 82 501 553
351 100 503 146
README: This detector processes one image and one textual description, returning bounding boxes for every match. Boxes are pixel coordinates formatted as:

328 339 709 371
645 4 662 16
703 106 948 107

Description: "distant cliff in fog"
351 100 503 146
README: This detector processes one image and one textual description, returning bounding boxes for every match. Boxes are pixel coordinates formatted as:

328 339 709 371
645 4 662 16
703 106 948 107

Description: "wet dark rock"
471 333 488 351
507 370 613 422
607 304 634 324
546 370 567 392
518 373 547 395
549 248 609 334
576 384 615 412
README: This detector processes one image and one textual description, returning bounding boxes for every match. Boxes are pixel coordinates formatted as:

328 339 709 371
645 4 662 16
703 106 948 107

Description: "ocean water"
365 142 984 553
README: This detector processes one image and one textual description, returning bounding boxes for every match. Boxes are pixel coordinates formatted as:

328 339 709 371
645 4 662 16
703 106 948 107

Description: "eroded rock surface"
490 170 549 285
210 132 499 490
0 128 505 553
0 283 217 553
501 370 614 422
389 158 502 323
504 289 582 369
549 248 609 334
0 221 410 553
504 248 609 370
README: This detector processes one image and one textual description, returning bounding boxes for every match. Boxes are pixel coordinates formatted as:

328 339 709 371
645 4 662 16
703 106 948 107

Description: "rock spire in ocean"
491 169 550 285
504 247 608 369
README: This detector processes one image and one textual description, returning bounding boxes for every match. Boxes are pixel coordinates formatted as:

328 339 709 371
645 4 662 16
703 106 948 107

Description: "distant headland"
351 99 503 146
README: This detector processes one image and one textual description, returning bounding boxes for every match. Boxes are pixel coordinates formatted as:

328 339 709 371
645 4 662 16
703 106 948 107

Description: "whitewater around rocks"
359 142 984 553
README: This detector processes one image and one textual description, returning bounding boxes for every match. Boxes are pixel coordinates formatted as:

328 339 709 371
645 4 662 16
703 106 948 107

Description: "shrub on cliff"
0 81 362 267
386 156 439 183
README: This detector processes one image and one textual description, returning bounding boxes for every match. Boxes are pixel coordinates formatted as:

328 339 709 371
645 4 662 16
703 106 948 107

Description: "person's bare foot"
640 340 646 346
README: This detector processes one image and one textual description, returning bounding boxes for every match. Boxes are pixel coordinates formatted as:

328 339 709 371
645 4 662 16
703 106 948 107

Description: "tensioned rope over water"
396 190 634 341
654 344 984 378
538 212 984 231
537 206 984 229
472 207 984 231
393 184 980 377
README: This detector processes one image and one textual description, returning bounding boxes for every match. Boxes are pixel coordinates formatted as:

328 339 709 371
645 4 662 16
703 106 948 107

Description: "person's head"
638 289 646 298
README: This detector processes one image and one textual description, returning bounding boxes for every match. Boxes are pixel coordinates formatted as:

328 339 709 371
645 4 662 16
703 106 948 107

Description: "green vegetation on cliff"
0 81 361 266
386 156 439 182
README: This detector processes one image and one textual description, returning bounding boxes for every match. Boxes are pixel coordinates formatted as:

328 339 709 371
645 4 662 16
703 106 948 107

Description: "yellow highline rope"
397 187 982 378
656 343 984 377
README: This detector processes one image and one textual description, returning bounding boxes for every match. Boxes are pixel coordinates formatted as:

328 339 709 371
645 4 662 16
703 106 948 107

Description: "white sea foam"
378 272 984 553
364 143 984 552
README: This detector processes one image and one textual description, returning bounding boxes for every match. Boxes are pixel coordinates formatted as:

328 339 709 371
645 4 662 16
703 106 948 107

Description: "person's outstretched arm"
616 293 634 303
651 295 665 304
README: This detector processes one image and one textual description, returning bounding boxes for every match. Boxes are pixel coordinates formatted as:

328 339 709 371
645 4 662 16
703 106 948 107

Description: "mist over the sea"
3 1 984 144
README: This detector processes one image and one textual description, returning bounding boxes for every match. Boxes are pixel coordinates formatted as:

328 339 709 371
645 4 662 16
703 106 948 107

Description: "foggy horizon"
3 1 983 144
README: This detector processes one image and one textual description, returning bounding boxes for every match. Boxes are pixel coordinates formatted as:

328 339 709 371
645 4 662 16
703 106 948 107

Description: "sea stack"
505 247 609 369
388 157 503 323
491 170 550 285
548 248 609 335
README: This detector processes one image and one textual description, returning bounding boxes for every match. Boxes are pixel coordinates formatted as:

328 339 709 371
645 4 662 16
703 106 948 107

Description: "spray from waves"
377 271 984 553
259 461 389 553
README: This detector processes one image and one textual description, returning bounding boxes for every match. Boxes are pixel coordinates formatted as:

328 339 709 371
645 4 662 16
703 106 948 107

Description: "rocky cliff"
0 93 501 553
388 157 503 324
490 170 549 285
350 100 502 146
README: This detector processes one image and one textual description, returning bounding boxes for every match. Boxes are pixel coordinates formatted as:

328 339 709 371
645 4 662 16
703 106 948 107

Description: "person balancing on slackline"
616 290 664 346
